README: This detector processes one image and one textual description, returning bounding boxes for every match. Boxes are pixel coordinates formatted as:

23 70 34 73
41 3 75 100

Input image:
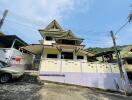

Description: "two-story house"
22 20 131 93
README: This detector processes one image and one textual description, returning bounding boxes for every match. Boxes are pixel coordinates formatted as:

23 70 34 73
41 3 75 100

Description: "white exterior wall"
43 37 56 45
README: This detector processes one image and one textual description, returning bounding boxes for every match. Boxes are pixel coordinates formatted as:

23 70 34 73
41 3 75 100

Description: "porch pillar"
11 39 16 48
58 50 62 72
73 51 77 60
102 55 105 62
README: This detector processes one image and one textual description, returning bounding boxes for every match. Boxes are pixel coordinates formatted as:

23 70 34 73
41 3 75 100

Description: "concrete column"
73 51 77 61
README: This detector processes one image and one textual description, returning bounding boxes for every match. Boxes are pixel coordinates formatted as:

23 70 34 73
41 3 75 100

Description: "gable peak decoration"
65 30 75 38
44 20 63 31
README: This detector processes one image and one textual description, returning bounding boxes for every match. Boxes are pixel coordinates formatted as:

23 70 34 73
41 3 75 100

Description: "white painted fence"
39 59 132 93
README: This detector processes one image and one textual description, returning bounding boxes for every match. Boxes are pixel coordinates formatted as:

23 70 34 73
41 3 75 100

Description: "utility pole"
110 31 127 95
128 5 132 23
0 9 8 29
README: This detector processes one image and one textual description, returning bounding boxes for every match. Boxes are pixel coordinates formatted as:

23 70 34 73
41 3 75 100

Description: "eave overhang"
21 44 43 55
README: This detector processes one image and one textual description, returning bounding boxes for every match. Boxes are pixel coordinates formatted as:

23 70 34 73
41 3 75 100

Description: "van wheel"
0 74 11 83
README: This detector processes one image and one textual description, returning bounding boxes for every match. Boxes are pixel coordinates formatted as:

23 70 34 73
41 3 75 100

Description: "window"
45 36 53 41
126 58 132 64
61 39 75 45
61 52 73 59
77 56 84 59
47 54 58 58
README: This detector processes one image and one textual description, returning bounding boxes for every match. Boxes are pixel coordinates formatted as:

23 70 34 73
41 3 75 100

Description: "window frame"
77 55 84 60
47 54 58 58
61 52 73 59
45 36 53 41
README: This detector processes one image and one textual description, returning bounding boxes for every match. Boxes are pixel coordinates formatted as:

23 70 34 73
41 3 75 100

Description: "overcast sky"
0 0 132 48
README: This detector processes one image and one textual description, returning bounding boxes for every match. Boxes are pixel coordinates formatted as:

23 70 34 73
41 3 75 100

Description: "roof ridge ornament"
43 20 63 31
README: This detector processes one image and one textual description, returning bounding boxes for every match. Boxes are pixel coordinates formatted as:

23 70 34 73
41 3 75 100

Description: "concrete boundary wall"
39 59 132 93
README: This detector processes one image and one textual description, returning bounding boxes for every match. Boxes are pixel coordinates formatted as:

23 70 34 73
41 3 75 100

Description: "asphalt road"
0 74 132 100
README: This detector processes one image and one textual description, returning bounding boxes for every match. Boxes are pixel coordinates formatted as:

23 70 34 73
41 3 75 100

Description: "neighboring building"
120 46 132 80
23 20 131 93
92 46 132 82
0 35 27 48
0 35 33 69
93 50 121 63
121 46 132 63
0 32 5 48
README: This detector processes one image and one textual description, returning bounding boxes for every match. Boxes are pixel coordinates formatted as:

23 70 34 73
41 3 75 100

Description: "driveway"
0 73 132 100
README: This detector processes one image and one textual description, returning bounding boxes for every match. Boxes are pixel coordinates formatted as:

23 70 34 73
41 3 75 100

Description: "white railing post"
96 63 98 73
80 61 82 73
60 59 62 73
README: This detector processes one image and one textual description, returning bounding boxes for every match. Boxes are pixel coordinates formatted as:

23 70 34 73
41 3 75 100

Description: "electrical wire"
3 14 111 44
0 9 113 47
115 20 129 35
79 32 111 43
6 18 38 30
0 9 44 27
8 20 112 45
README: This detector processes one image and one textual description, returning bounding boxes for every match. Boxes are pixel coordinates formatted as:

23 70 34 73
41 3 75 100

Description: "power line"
115 11 132 36
0 10 41 31
84 38 112 43
88 31 110 34
6 17 110 42
115 21 129 35
85 42 111 48
0 9 44 27
78 31 110 37
0 9 115 47
3 16 110 42
0 10 111 38
80 32 111 43
6 18 39 30
0 11 111 43
84 39 112 44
